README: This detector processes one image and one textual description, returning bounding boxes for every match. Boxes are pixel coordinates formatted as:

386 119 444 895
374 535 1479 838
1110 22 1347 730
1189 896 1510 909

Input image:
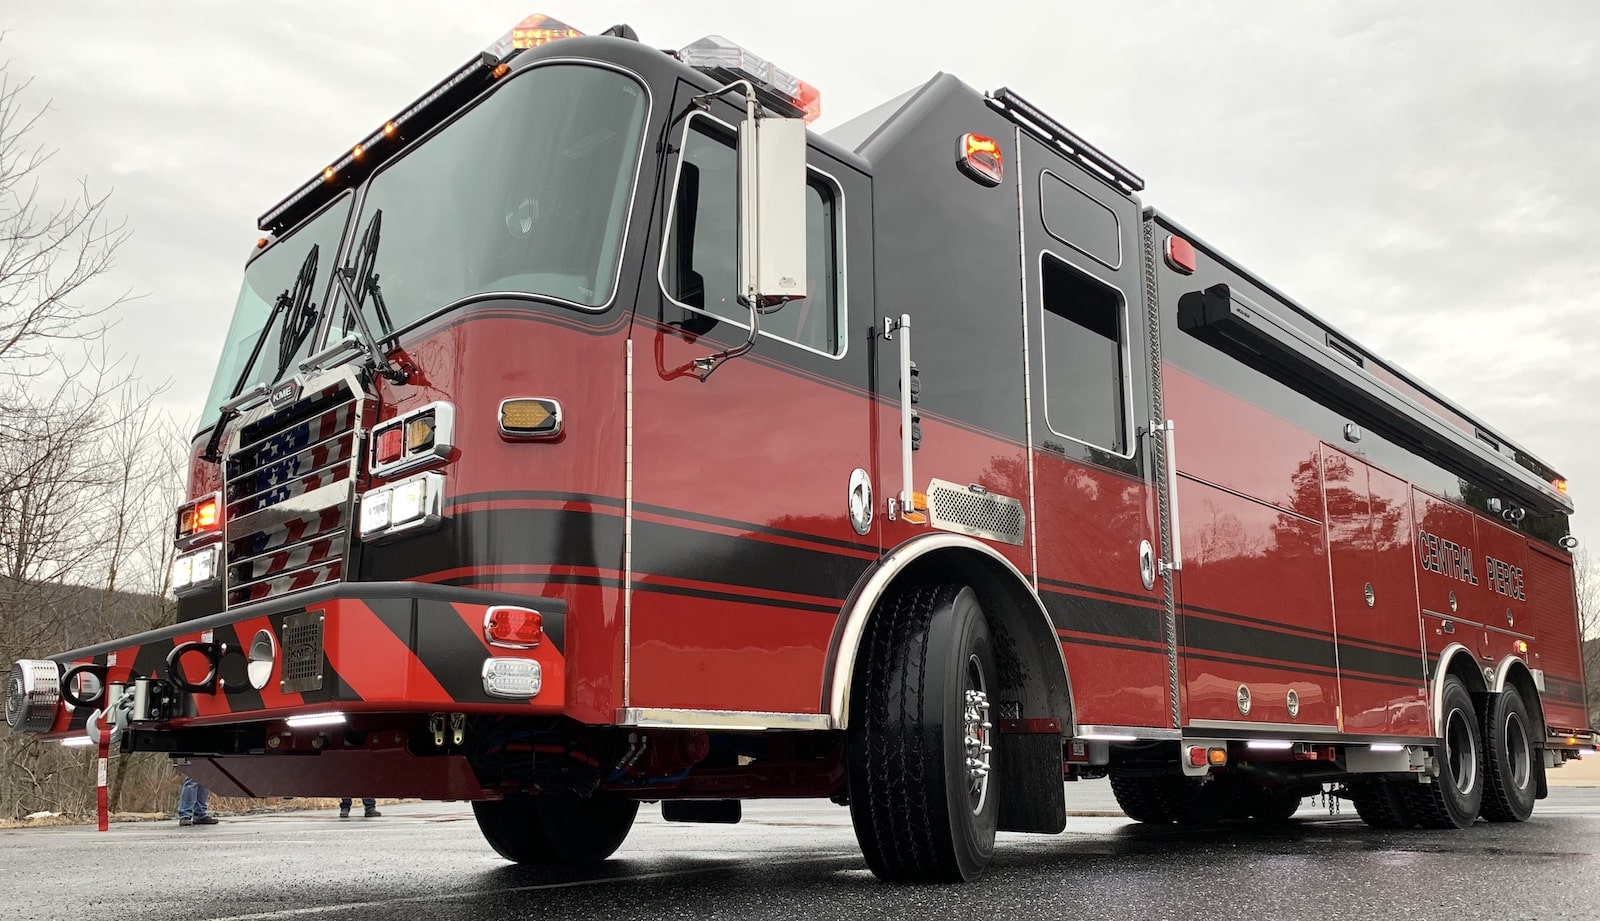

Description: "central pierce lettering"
1417 528 1479 586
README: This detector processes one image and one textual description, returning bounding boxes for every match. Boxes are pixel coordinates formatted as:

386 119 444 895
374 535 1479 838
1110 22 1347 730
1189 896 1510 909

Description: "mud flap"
996 731 1066 834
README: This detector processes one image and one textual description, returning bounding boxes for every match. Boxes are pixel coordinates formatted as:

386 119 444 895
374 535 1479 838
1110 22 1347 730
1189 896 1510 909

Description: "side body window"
1040 252 1129 453
661 118 842 357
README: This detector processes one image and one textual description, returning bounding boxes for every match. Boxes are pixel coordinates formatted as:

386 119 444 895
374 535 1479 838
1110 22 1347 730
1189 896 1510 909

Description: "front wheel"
472 792 638 864
846 582 999 883
1479 688 1537 822
1405 675 1483 828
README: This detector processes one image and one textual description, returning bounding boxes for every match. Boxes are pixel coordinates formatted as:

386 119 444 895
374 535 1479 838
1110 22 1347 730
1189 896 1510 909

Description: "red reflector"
1164 235 1197 274
485 607 543 648
956 133 1003 187
1187 746 1208 768
376 427 404 464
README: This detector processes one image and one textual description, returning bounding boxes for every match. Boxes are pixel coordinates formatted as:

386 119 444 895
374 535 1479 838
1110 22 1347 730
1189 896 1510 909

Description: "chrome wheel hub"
963 655 994 813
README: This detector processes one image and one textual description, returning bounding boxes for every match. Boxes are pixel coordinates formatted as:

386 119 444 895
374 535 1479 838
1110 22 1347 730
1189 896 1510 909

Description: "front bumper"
8 582 567 739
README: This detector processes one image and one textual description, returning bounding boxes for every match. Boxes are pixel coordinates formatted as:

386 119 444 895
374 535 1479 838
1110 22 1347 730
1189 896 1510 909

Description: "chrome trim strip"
1014 128 1039 586
1075 724 1180 740
615 708 833 731
1186 718 1340 733
623 337 634 708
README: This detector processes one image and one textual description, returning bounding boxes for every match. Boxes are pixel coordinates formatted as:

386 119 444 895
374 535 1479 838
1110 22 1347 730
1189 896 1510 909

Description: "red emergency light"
485 606 544 648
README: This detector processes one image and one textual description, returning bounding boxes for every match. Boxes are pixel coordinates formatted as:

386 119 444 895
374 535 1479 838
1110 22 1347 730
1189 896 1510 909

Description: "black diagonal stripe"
1181 610 1338 671
210 622 265 714
366 596 498 705
1041 590 1164 645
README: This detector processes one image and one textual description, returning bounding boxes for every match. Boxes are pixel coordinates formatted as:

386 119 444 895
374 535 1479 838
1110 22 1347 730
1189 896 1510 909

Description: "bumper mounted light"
5 659 63 733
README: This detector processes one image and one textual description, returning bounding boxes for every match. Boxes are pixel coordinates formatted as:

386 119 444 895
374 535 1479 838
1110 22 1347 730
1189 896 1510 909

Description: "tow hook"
428 713 466 748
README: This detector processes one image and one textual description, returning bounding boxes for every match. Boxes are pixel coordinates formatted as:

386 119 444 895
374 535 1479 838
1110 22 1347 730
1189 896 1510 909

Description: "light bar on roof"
484 13 584 59
260 13 585 235
679 35 821 123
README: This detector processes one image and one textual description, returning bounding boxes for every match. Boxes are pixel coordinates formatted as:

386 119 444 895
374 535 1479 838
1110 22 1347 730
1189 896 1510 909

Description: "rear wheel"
472 792 638 864
1479 688 1537 822
846 582 999 882
1109 774 1177 824
1235 783 1302 823
1404 675 1483 828
1348 780 1417 828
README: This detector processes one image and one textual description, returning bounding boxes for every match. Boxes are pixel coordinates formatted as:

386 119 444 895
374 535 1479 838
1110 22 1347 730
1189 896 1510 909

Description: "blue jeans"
340 798 376 811
177 777 209 819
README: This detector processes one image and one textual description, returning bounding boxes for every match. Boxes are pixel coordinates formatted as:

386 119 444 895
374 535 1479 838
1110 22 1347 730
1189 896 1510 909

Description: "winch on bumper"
4 583 567 745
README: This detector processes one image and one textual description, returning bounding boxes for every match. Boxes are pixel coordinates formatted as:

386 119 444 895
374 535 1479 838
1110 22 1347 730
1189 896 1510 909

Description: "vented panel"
279 609 325 694
927 478 1026 546
223 379 361 607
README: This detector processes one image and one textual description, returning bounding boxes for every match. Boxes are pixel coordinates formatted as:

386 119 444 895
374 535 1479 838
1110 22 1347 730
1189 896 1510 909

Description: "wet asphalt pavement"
8 780 1600 921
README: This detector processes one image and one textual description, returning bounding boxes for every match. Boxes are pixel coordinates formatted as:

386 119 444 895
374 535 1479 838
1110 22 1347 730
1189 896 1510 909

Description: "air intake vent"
279 609 326 694
927 478 1025 546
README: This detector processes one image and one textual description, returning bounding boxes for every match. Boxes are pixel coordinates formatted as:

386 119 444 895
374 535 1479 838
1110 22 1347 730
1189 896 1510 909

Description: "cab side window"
662 119 842 357
1040 252 1128 453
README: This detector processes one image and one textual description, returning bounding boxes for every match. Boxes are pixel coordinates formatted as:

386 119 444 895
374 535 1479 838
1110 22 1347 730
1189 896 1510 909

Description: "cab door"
624 85 876 717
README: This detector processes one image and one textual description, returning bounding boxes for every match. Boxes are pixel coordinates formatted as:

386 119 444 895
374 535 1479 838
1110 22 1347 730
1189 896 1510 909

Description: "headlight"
359 471 444 544
171 545 219 595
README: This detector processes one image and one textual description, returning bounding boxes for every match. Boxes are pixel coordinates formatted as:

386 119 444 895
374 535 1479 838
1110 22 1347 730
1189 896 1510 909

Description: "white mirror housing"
738 116 808 304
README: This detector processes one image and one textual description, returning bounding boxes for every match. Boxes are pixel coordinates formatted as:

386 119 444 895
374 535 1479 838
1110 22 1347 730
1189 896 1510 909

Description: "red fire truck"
5 14 1592 882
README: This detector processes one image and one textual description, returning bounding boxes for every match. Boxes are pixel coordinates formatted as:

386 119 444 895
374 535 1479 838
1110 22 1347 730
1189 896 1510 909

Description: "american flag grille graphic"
223 382 360 608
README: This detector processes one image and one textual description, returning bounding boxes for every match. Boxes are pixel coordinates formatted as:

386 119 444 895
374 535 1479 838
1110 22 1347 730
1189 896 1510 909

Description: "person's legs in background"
362 798 381 818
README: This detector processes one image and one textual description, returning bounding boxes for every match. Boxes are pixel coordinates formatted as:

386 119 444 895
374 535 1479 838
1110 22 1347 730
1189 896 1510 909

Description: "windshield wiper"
329 209 407 384
201 244 322 463
274 246 321 380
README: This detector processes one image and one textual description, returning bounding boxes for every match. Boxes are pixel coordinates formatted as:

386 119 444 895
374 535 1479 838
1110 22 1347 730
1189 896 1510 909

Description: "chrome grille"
927 478 1026 546
224 378 363 608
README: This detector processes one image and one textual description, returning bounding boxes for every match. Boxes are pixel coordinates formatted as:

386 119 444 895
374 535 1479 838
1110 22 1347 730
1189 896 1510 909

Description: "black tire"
846 582 1000 882
472 792 638 863
1168 776 1236 826
1348 780 1417 829
1109 774 1176 824
1479 688 1537 823
1404 675 1483 828
1236 783 1302 823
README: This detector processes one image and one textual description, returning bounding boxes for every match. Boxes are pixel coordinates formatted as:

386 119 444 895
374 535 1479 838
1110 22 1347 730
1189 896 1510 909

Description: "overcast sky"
6 1 1598 548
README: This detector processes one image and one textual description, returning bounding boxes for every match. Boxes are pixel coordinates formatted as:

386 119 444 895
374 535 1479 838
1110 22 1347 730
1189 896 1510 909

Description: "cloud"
5 0 1596 545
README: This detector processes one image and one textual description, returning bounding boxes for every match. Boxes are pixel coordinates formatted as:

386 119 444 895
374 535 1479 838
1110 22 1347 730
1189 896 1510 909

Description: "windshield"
200 194 352 420
332 63 648 339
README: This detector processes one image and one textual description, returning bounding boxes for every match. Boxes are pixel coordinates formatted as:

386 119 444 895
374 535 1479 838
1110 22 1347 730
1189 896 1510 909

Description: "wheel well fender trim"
1490 655 1530 695
1492 656 1547 735
824 532 1073 732
1431 643 1488 738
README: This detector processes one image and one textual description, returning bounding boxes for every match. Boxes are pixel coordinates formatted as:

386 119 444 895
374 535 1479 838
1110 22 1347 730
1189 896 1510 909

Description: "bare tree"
0 52 189 819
